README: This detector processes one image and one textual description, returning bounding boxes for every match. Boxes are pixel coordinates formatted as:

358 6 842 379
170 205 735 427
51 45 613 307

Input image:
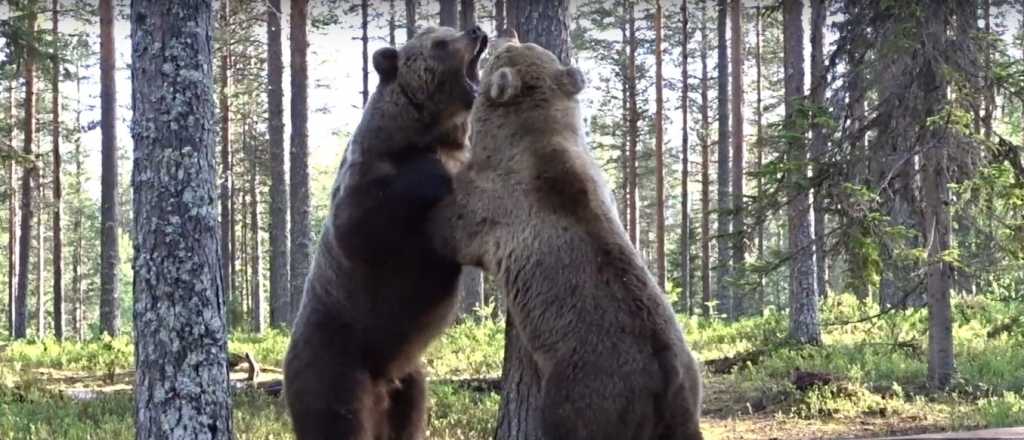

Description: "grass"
1 295 1021 439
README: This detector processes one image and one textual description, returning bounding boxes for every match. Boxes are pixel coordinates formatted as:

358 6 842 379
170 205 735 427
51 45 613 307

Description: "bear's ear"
372 47 399 83
557 66 586 97
488 67 520 103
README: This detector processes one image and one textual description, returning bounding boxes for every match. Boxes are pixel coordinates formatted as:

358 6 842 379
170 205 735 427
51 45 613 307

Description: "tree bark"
495 0 505 34
440 0 457 27
7 77 17 337
50 0 63 340
923 1 954 391
809 0 827 301
219 0 234 330
700 3 711 318
99 0 120 337
405 0 416 41
626 0 638 246
388 0 397 46
654 0 666 291
754 0 765 307
680 0 691 313
506 0 571 64
361 0 369 106
459 0 475 29
247 123 263 334
494 5 570 438
14 0 37 340
267 0 291 328
729 0 744 317
715 0 731 318
73 62 83 341
783 0 821 345
290 0 311 325
36 161 45 337
130 1 232 436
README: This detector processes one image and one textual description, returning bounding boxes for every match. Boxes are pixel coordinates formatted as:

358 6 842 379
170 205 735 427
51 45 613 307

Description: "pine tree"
14 0 38 340
653 0 666 290
290 0 312 324
715 0 731 317
49 0 63 340
99 0 120 337
267 0 291 328
729 0 744 316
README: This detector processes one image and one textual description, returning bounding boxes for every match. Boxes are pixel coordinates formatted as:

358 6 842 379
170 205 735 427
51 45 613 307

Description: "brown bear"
284 25 488 440
434 32 704 440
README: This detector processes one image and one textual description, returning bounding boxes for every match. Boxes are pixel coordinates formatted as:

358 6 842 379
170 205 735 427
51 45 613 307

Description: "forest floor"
2 296 1023 439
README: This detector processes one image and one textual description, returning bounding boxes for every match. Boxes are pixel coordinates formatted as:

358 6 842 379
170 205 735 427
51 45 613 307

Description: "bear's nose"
465 25 484 39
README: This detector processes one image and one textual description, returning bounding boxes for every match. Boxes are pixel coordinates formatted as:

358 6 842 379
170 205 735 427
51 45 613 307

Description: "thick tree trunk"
459 0 474 29
219 0 234 330
99 0 120 337
700 4 711 318
37 103 46 338
506 0 571 64
495 0 505 34
729 0 744 317
405 0 416 40
494 5 570 438
267 0 291 328
290 0 311 324
653 0 666 291
14 0 37 340
50 0 63 340
923 1 954 391
844 0 869 301
626 0 638 246
130 1 232 436
715 0 731 318
440 0 457 27
680 0 691 312
783 0 821 345
809 0 827 301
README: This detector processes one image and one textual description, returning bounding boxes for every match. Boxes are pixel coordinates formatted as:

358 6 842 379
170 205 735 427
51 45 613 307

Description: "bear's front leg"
384 367 427 440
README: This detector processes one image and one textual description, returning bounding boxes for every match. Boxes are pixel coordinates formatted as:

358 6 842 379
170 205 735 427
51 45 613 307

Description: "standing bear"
435 33 704 440
284 26 488 440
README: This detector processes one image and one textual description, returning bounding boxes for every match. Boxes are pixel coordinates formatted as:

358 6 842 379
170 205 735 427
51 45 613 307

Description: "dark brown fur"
435 36 704 440
284 26 487 440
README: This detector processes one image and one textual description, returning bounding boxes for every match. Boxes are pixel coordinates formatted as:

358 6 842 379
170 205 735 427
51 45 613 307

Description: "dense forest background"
1 0 1024 438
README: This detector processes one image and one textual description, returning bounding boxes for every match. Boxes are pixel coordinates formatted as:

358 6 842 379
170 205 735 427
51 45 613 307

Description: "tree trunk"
981 0 993 141
809 0 827 301
626 0 638 246
715 0 731 318
388 0 397 46
754 0 765 308
361 0 369 106
7 77 17 337
494 5 571 438
99 0 120 337
459 0 474 29
495 0 505 34
50 0 63 340
14 0 37 340
729 0 744 317
844 0 868 301
290 0 311 324
73 62 83 341
267 0 291 328
37 104 45 338
700 3 711 318
219 0 234 330
405 0 416 40
506 0 571 64
130 1 232 435
247 122 263 334
680 0 691 312
922 1 954 390
783 0 820 345
653 0 666 291
440 0 457 27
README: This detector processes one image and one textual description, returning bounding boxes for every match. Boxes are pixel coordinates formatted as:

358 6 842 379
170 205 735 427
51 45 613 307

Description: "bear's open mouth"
465 34 488 93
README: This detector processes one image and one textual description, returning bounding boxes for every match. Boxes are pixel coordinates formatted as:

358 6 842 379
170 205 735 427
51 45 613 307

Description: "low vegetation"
1 295 1021 439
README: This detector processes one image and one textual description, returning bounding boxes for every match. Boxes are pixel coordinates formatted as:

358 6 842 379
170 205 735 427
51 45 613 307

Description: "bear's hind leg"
385 367 427 440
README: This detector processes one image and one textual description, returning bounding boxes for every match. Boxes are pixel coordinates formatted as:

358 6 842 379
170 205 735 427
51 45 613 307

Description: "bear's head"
372 26 488 124
481 30 585 107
